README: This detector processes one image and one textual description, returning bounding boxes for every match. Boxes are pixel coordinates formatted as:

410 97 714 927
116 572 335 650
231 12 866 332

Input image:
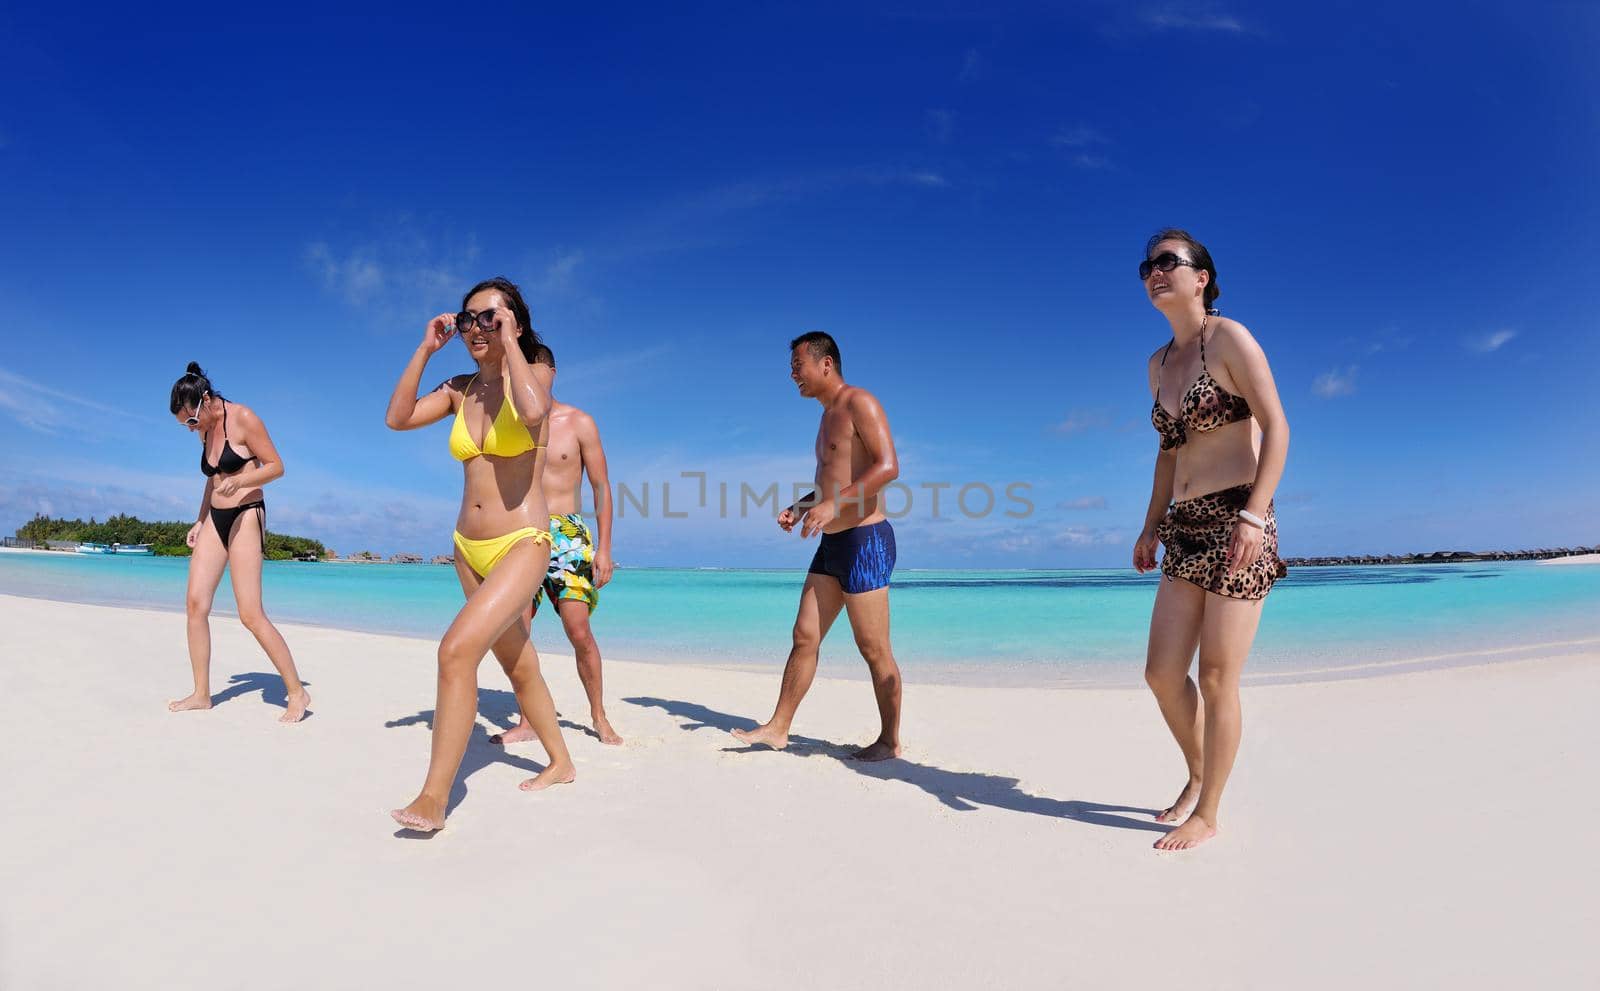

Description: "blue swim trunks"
808 520 896 594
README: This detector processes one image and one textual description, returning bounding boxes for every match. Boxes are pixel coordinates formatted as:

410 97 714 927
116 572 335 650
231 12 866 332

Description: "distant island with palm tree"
12 513 327 561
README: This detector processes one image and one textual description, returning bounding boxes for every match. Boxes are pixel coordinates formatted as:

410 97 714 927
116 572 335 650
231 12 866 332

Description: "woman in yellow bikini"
384 276 575 831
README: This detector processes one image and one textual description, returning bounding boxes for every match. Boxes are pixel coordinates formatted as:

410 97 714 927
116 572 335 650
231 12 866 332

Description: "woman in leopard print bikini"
1131 229 1290 852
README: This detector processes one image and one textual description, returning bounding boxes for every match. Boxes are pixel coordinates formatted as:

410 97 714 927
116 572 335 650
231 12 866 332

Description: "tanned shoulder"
1210 316 1262 362
843 384 882 412
228 402 263 429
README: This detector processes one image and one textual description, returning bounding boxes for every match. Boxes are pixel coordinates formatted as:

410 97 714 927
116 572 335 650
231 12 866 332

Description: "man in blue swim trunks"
733 332 904 761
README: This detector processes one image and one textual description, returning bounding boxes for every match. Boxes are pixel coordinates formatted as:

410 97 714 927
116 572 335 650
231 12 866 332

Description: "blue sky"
2 2 1596 567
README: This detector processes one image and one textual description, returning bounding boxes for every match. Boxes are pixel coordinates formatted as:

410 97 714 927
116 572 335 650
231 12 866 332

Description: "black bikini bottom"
211 500 265 551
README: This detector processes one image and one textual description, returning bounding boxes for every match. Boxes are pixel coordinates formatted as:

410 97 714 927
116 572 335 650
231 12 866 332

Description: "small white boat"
75 542 153 555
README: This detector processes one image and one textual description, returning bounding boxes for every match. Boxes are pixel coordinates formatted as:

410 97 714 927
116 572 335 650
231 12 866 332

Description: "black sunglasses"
454 308 499 335
1139 252 1201 281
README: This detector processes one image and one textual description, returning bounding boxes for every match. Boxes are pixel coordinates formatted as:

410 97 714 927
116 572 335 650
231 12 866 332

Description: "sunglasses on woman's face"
1139 252 1200 281
454 308 499 336
183 393 209 426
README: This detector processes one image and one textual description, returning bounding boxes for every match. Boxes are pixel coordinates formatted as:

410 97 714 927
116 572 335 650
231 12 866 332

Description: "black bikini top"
200 402 253 477
1151 326 1253 451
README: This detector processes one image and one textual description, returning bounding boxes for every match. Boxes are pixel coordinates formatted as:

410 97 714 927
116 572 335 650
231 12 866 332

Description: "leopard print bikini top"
1151 323 1253 451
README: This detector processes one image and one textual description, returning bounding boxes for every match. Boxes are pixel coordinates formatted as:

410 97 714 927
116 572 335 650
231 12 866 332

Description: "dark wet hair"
1146 228 1220 315
169 362 219 414
463 276 543 364
789 331 842 373
529 342 556 370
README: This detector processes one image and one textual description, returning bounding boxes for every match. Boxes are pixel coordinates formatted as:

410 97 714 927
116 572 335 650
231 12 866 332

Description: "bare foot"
1153 813 1217 851
391 796 446 832
730 723 789 750
849 739 902 761
1155 779 1201 823
593 712 623 746
489 720 539 745
519 762 576 791
168 692 213 713
280 689 311 723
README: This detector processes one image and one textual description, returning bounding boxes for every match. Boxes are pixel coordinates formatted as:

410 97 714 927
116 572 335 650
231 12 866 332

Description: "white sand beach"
1 593 1595 989
1542 552 1600 565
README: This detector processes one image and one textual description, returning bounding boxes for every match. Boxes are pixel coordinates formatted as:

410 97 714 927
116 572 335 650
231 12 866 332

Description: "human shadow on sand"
624 696 1168 834
384 690 563 839
476 687 604 743
210 672 313 718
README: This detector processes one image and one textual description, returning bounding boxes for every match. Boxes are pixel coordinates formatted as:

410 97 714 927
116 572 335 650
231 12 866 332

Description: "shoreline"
0 588 1592 690
9 540 1600 568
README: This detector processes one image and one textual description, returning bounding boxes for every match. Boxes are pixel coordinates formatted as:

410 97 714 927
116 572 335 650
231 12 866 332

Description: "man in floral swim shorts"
491 344 621 746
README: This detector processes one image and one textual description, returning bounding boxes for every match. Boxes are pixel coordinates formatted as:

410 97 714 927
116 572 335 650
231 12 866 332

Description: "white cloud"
959 48 983 82
1312 365 1358 398
0 367 160 435
1361 328 1414 355
305 242 385 305
553 343 679 400
0 474 192 533
925 109 955 144
303 226 480 328
660 168 951 228
0 388 57 433
1466 329 1517 353
531 249 585 297
1140 6 1250 33
1051 127 1113 169
1058 496 1108 511
1051 125 1110 148
1052 410 1111 435
612 168 956 261
269 487 460 558
1054 525 1127 547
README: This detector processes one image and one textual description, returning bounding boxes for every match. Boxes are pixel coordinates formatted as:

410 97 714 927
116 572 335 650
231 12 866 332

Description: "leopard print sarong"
1157 483 1286 600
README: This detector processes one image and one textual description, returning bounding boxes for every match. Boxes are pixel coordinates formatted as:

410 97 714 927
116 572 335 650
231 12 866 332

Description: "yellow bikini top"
448 375 543 461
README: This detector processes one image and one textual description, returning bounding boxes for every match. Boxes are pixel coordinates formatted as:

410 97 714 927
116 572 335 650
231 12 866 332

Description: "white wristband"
1237 509 1266 530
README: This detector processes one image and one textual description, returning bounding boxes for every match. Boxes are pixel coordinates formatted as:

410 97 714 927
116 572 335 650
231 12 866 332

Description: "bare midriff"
456 450 550 539
1171 418 1261 501
205 438 261 511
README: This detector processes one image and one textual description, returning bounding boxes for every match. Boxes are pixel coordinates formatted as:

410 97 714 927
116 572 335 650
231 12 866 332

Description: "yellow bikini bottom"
452 527 552 578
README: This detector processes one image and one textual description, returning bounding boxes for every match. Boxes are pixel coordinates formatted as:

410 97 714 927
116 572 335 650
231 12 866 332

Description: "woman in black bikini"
1132 230 1288 851
168 363 310 722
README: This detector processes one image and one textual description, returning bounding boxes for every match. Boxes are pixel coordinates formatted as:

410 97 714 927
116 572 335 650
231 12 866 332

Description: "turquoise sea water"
2 551 1596 684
